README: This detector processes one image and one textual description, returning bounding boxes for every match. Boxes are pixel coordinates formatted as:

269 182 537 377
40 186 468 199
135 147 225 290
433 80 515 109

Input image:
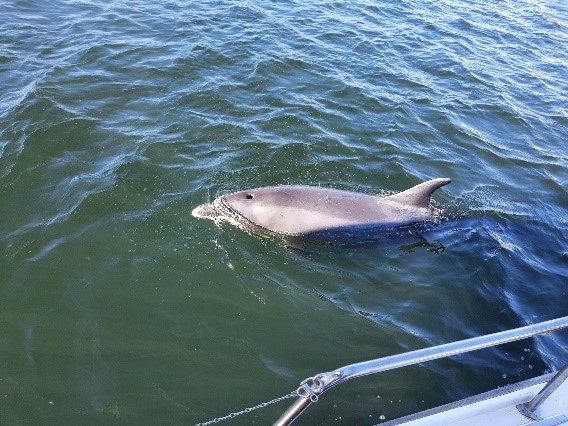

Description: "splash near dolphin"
192 178 451 243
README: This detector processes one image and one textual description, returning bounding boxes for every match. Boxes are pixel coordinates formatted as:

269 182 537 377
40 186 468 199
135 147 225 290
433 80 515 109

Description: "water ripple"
1 0 567 423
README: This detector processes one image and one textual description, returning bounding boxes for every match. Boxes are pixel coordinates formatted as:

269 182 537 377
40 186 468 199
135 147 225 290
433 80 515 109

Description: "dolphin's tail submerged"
384 178 452 209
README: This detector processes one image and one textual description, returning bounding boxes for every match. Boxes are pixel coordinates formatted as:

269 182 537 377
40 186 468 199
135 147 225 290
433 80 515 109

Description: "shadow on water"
283 225 447 255
275 215 479 255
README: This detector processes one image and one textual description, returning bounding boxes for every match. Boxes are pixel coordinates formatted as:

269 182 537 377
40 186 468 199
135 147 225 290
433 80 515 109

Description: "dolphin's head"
221 187 280 229
192 188 277 230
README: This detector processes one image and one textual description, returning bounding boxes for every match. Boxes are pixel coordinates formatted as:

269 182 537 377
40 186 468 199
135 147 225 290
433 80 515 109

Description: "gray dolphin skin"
192 178 451 242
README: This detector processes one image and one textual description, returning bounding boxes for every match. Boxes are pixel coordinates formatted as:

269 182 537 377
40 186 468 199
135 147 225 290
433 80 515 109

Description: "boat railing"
274 316 568 425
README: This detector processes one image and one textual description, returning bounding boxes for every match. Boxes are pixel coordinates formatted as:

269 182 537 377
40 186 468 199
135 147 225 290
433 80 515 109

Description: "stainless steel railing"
274 316 568 425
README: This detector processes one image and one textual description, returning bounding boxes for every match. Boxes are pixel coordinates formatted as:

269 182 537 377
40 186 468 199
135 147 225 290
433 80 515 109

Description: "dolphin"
192 178 451 243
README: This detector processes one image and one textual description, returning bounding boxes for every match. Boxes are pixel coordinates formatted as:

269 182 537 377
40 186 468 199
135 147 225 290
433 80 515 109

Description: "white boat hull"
382 372 568 426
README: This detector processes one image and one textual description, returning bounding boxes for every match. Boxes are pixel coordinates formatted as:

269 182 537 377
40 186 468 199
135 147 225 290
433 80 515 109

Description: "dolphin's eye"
246 194 254 200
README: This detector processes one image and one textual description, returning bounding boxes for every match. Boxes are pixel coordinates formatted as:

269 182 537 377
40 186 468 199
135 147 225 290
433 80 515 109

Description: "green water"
1 0 567 424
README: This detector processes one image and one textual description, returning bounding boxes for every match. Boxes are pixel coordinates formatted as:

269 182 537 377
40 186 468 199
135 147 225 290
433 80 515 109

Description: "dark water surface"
1 0 567 424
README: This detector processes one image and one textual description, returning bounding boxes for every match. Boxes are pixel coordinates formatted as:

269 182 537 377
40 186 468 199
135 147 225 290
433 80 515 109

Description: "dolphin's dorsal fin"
384 178 451 208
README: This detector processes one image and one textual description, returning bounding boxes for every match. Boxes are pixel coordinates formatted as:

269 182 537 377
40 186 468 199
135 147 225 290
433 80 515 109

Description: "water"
1 0 566 424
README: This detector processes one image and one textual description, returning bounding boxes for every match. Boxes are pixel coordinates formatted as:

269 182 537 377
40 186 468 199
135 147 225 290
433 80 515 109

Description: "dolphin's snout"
192 203 219 219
